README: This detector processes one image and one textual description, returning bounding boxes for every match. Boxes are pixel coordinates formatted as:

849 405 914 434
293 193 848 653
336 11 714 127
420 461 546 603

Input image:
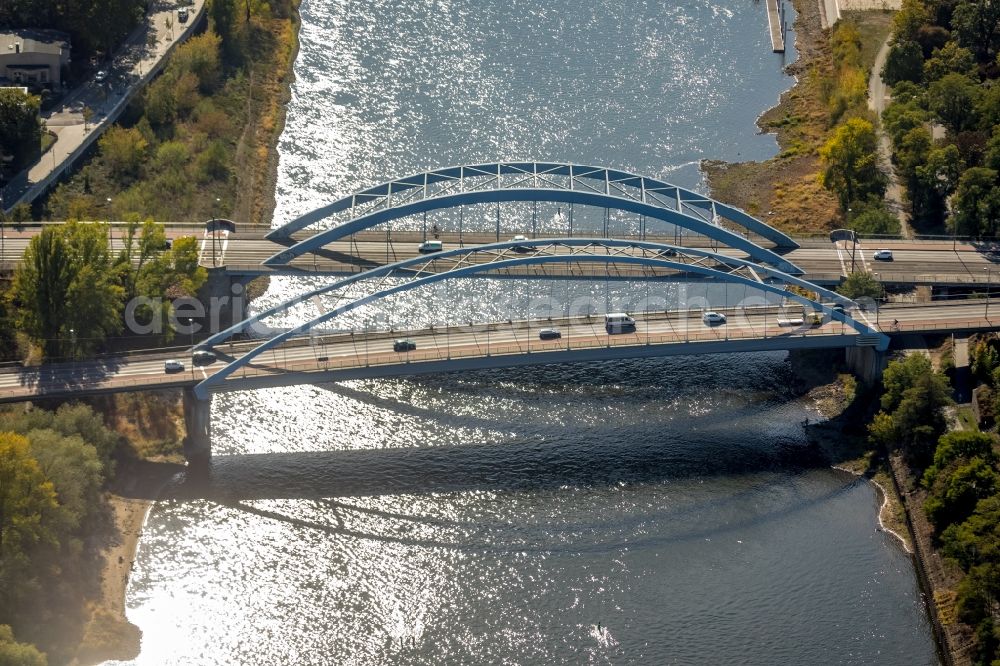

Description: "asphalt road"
3 226 1000 285
0 300 992 402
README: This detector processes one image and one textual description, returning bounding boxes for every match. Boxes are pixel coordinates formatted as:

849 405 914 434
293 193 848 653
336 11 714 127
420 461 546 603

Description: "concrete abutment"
844 346 887 385
182 387 212 465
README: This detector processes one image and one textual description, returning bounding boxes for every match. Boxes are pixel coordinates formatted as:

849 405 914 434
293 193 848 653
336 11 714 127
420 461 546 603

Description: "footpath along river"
111 1 938 663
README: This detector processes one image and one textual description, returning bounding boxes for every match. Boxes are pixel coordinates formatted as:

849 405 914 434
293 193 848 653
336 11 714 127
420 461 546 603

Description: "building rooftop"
0 29 70 57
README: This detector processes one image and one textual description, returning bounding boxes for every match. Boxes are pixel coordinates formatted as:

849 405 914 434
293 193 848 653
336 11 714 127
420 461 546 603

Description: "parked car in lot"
393 338 417 352
873 249 894 261
178 7 189 21
702 311 727 325
94 70 108 83
418 240 443 254
538 328 561 340
164 359 185 373
192 350 217 366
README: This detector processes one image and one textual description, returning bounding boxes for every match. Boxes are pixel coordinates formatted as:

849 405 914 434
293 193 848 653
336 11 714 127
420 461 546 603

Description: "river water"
113 0 938 663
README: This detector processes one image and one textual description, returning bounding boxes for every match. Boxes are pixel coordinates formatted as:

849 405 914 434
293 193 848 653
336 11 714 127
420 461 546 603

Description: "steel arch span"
194 246 885 399
263 162 799 256
199 238 835 352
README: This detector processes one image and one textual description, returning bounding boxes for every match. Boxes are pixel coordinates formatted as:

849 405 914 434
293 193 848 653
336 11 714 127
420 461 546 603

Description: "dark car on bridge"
393 338 417 352
538 328 561 340
192 350 217 366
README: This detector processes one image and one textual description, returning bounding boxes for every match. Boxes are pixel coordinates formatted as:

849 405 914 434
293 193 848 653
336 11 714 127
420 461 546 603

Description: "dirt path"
869 36 914 238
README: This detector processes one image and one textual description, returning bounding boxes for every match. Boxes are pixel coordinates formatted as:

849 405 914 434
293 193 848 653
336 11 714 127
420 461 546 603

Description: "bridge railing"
226 317 858 384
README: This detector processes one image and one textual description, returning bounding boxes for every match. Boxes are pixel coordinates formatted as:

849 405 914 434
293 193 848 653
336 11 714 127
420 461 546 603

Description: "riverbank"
798 371 913 552
705 1 893 235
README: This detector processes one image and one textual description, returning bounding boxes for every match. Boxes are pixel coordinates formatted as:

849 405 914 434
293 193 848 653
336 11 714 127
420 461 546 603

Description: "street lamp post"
106 197 113 247
874 272 882 328
211 197 221 267
69 328 75 360
986 267 992 320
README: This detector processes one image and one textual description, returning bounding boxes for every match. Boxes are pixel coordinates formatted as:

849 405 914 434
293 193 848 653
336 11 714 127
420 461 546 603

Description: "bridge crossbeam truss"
195 240 885 399
264 162 800 269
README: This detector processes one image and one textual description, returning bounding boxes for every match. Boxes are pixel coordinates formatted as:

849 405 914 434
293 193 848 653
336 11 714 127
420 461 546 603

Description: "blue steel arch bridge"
181 164 887 462
262 162 801 274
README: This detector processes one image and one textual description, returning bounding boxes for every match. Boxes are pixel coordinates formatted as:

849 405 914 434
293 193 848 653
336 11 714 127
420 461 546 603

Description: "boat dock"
766 0 786 53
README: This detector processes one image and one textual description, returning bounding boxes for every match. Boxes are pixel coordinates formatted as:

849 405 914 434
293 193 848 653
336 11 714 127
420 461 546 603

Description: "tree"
923 41 978 81
892 0 931 43
882 100 928 151
917 144 964 200
0 433 58 591
881 353 937 412
0 625 46 666
12 223 125 358
952 0 1000 61
819 118 888 212
927 73 982 134
923 431 998 487
837 271 884 300
848 203 901 235
98 126 148 182
26 429 104 539
883 40 925 85
170 32 222 93
925 457 999 528
0 88 41 170
951 167 1000 237
12 228 74 358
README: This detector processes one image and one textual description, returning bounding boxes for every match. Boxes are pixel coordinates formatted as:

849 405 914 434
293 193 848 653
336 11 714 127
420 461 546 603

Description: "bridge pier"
845 346 887 385
182 388 212 465
196 269 253 337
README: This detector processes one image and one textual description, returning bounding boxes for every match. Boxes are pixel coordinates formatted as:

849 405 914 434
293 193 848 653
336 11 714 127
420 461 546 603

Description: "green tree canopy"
924 41 978 81
0 625 46 666
925 457 999 529
12 223 124 358
883 39 925 85
924 431 998 487
819 117 888 212
952 0 1000 61
951 167 1000 237
837 271 884 300
0 89 41 172
927 73 982 134
98 127 148 184
0 433 58 594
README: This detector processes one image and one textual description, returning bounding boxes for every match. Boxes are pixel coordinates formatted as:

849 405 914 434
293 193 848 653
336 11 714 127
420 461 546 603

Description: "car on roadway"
178 7 189 22
702 311 727 325
512 234 531 253
95 70 108 83
658 247 678 257
164 359 185 373
538 328 561 340
393 338 417 352
417 240 443 254
605 312 636 334
192 350 217 366
873 249 894 261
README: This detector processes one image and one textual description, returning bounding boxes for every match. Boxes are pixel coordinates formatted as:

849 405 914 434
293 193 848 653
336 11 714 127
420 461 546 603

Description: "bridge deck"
0 301 992 403
4 226 1000 287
